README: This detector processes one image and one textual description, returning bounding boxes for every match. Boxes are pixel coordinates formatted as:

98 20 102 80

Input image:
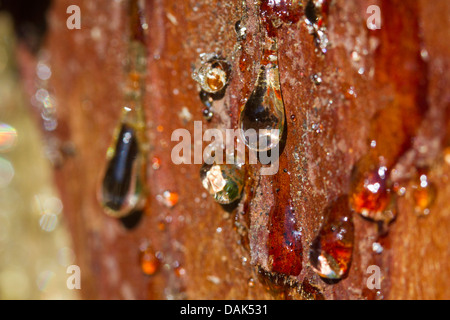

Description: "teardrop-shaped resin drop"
239 40 285 152
200 152 245 205
309 196 354 280
100 110 147 218
139 243 161 276
349 160 396 223
412 171 437 217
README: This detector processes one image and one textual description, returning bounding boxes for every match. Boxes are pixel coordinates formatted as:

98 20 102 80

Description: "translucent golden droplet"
174 266 186 278
309 196 354 280
444 147 450 165
159 191 179 208
349 163 396 223
157 220 166 231
139 246 161 276
151 156 161 170
412 174 436 217
192 57 230 94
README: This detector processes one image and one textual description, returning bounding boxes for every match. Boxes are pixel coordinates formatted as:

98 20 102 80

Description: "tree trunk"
17 0 450 299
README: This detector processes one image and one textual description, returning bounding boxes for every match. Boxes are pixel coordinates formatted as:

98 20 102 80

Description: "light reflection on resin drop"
239 39 285 152
200 153 245 205
100 118 146 218
309 196 354 280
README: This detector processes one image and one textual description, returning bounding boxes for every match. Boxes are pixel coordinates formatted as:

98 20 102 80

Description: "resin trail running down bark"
99 0 149 218
267 153 303 276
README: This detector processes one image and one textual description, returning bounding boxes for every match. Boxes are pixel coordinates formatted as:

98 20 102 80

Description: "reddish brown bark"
17 0 450 299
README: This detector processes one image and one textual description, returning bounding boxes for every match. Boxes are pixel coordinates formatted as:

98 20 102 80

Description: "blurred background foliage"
0 9 78 299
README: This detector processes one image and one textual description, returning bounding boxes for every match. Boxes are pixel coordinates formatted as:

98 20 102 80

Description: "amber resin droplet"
412 172 437 217
260 0 303 36
309 196 354 280
192 56 231 94
139 245 161 276
247 277 256 288
160 190 179 208
200 152 245 205
349 162 396 223
239 38 285 152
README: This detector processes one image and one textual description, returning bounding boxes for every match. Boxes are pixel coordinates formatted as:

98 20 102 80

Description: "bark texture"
17 0 450 299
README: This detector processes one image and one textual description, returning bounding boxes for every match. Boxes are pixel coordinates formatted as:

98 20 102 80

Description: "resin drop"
139 245 161 276
309 196 354 280
202 107 214 121
199 90 214 108
412 173 436 217
151 156 161 170
239 39 285 152
174 266 186 278
304 0 318 24
200 152 245 205
160 190 179 208
247 277 256 288
192 56 230 94
350 164 396 223
260 0 303 36
235 20 247 41
100 0 148 218
100 115 146 218
303 0 330 54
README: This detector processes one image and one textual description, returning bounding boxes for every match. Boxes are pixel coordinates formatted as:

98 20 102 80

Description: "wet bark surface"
16 0 450 299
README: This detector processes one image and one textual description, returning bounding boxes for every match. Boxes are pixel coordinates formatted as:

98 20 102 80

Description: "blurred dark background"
0 0 51 53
